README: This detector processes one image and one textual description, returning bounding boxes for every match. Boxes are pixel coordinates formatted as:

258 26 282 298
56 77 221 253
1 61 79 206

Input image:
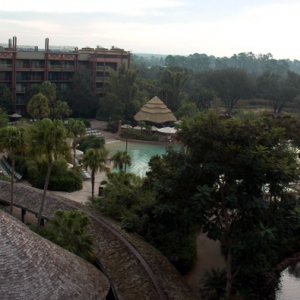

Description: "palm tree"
111 150 132 171
52 100 72 120
0 126 26 214
67 118 86 170
80 147 109 200
40 210 94 262
29 118 71 233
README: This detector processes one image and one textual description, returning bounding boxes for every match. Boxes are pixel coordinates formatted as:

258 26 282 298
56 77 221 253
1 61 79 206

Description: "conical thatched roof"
0 210 109 299
134 96 177 124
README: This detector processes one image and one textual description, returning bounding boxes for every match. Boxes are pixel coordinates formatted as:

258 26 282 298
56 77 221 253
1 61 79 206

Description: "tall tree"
108 62 140 119
29 118 70 233
96 92 125 122
27 93 50 120
137 111 300 297
0 83 13 113
257 71 300 113
80 147 109 200
189 86 217 111
159 69 190 112
64 67 98 118
0 126 26 214
67 118 86 170
203 68 255 114
178 112 300 296
40 81 57 108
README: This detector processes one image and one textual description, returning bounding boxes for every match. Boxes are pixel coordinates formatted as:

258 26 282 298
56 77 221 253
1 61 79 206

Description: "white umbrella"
158 127 177 134
133 126 142 130
121 124 133 129
75 149 84 156
150 126 158 131
10 113 22 118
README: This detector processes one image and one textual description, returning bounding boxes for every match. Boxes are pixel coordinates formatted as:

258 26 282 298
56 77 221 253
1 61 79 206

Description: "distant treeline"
132 52 300 75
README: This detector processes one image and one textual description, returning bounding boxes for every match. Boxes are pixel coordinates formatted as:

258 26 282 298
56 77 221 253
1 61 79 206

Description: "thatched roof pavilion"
0 210 109 299
134 96 177 124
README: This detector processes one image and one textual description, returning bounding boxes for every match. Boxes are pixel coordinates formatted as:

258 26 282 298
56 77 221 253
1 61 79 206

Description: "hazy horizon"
1 0 300 60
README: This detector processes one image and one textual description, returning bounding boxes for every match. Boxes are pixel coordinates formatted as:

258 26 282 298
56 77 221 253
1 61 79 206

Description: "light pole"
125 121 129 172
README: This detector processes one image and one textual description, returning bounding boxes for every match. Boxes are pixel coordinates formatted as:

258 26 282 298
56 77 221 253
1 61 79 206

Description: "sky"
0 0 300 60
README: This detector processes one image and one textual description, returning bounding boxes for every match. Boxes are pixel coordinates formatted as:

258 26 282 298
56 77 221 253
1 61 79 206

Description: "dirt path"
185 233 226 299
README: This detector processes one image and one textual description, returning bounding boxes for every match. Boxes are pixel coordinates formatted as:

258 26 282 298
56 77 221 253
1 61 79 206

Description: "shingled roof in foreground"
0 210 109 300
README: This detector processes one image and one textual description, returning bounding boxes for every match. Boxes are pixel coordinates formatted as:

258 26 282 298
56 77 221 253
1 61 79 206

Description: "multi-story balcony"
0 76 12 81
16 76 28 81
49 75 73 81
16 64 30 69
16 87 26 93
96 77 109 83
31 65 45 69
0 64 12 69
62 65 74 70
96 66 109 71
48 65 61 69
29 76 43 81
49 65 74 70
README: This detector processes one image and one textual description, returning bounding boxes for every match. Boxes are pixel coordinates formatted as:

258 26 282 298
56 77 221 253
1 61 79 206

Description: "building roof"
134 96 177 124
0 210 109 300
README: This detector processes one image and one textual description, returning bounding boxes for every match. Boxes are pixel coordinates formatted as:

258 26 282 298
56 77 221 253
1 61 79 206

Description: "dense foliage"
119 111 300 298
120 128 159 142
40 210 94 262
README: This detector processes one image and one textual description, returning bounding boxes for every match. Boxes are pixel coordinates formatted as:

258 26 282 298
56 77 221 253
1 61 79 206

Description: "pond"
276 262 300 299
105 141 179 177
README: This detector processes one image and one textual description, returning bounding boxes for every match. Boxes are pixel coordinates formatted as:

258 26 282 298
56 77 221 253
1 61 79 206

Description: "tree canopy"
27 93 50 120
0 83 13 113
126 111 300 297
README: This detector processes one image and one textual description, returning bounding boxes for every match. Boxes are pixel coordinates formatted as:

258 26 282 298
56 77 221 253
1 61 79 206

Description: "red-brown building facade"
0 36 131 114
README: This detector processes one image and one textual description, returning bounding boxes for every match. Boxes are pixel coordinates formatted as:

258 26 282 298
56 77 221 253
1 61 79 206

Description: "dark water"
276 262 300 299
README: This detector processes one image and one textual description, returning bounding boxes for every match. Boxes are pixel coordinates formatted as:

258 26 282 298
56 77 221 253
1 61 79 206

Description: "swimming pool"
105 141 179 177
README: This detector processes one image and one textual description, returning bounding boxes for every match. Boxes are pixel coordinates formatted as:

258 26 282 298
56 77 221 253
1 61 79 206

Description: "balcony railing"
62 65 74 70
0 64 12 69
48 65 61 69
48 76 72 81
17 64 30 68
16 87 26 93
48 65 74 70
31 65 45 69
16 77 28 81
96 66 109 71
29 76 43 81
0 76 11 81
96 77 109 82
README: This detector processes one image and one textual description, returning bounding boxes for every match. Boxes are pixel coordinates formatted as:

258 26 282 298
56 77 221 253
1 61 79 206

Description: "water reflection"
276 262 300 299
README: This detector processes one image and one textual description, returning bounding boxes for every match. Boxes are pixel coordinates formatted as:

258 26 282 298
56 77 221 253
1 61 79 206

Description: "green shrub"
77 118 91 128
32 171 83 192
120 129 159 141
78 135 105 152
0 174 10 182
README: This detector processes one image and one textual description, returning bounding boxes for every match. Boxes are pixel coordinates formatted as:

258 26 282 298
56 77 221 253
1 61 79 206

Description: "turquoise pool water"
105 141 178 177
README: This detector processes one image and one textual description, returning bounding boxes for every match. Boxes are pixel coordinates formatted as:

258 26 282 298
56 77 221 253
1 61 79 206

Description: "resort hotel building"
0 36 131 114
